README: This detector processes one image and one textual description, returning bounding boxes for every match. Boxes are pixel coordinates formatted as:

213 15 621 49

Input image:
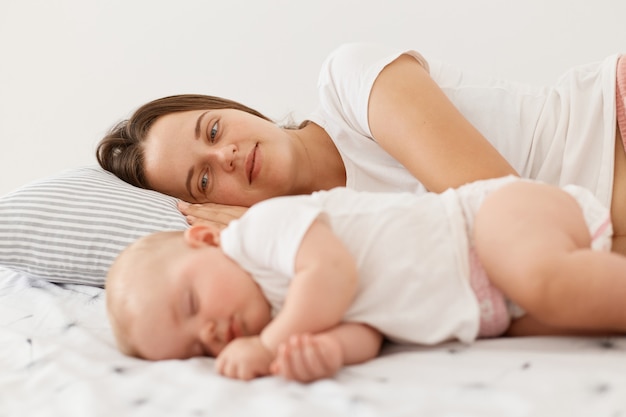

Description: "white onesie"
219 177 612 346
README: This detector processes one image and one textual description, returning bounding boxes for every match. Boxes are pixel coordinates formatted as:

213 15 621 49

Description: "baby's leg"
474 181 626 334
507 315 616 337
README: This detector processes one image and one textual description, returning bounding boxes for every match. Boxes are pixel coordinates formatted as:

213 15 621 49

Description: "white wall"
1 0 625 196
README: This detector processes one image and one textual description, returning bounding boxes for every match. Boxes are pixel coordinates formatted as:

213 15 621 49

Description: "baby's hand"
215 336 273 381
270 333 343 383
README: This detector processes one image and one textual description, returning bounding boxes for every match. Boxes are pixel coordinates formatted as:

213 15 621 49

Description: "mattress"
2 266 626 416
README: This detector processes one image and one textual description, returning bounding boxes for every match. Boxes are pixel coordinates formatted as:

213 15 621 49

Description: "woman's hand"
270 333 343 383
177 201 248 230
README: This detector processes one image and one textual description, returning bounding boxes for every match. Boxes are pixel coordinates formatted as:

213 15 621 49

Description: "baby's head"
106 224 272 361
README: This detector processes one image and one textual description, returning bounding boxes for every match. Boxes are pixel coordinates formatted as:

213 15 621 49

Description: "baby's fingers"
215 356 255 381
273 335 329 382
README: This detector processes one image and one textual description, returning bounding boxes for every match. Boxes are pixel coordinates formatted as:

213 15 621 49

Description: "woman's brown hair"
96 94 272 189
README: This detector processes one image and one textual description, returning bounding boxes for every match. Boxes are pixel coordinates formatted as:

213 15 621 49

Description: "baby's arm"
260 218 359 352
216 218 358 380
271 322 383 382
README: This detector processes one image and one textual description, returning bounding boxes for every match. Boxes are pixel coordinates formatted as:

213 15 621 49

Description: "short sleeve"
220 195 324 278
316 42 430 138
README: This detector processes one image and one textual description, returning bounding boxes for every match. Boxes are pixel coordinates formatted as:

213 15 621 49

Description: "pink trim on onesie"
617 55 626 150
468 248 510 338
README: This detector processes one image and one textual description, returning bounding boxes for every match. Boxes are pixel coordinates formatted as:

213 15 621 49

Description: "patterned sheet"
2 266 626 417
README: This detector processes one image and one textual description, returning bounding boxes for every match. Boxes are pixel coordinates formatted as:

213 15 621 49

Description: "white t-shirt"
309 42 619 207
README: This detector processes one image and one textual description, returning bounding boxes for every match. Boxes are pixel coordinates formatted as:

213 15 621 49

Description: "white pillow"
0 166 188 286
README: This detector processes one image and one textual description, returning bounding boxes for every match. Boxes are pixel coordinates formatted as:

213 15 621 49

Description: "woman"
97 43 626 252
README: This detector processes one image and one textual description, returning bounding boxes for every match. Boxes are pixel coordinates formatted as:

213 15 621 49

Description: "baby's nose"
198 321 217 345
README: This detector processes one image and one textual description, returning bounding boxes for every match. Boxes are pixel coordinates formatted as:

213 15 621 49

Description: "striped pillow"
0 166 188 286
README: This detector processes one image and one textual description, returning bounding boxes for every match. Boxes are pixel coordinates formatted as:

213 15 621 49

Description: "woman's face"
143 109 301 206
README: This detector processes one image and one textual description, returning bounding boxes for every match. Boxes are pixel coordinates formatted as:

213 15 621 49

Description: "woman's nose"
208 144 237 171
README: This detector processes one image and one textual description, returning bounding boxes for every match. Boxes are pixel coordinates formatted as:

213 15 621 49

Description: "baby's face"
127 241 272 360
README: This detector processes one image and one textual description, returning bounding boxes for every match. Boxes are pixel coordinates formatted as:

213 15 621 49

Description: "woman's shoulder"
318 42 429 87
315 42 429 133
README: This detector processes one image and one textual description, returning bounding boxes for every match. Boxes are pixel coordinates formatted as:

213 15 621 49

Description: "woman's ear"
183 224 220 248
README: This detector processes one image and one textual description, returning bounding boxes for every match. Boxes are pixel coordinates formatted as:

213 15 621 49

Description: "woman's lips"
245 143 260 185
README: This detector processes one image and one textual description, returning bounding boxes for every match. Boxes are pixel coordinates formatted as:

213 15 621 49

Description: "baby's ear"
183 224 220 248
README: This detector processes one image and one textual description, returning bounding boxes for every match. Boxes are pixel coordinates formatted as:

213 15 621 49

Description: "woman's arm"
368 54 517 193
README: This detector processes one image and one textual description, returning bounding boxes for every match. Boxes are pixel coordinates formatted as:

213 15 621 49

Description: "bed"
2 167 626 416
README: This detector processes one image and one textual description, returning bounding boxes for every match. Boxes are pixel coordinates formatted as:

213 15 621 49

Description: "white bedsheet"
1 266 626 417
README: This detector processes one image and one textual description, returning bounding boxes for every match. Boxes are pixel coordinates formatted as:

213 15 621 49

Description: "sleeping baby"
106 176 625 382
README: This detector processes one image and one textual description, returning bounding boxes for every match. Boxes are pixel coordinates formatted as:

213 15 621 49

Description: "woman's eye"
200 173 208 191
209 121 218 142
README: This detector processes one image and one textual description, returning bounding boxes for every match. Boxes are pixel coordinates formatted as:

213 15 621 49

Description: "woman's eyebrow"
195 111 210 139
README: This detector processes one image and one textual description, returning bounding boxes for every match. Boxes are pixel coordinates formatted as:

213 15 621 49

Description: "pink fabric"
617 55 626 150
468 249 510 338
